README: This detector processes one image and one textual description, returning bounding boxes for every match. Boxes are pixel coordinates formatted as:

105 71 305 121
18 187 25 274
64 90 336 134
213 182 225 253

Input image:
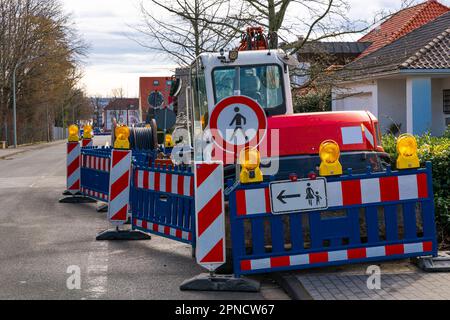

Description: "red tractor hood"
265 111 381 157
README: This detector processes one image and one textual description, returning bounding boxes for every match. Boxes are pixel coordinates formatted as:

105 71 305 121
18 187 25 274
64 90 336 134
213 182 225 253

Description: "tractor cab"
188 49 294 142
185 25 389 181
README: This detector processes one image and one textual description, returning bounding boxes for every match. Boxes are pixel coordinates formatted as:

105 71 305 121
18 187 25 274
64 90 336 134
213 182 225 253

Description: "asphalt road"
0 137 288 300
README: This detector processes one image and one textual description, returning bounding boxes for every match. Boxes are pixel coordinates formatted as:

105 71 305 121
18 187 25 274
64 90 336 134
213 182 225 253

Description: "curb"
272 272 314 300
0 140 65 160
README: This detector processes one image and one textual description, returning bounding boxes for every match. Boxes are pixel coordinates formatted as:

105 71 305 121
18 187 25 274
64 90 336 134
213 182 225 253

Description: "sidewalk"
0 140 65 159
278 256 450 300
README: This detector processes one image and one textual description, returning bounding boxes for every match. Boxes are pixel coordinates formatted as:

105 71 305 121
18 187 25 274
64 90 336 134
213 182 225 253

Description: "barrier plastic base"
180 274 260 292
415 252 450 272
96 204 108 213
96 229 151 241
59 195 97 204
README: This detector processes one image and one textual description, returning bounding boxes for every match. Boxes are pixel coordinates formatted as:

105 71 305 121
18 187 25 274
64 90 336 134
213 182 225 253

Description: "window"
191 59 208 124
374 122 382 146
153 80 160 86
213 64 286 116
166 80 173 86
444 90 450 114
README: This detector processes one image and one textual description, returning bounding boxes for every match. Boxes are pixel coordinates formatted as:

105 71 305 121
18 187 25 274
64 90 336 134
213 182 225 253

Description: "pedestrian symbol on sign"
209 96 267 154
306 183 314 206
229 107 248 142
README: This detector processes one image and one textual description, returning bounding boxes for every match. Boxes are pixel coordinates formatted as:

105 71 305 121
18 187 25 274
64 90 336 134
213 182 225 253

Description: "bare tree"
0 0 87 144
111 87 125 99
231 0 388 51
135 0 249 66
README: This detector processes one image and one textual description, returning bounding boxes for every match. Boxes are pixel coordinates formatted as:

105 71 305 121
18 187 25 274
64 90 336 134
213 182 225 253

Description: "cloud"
63 0 450 96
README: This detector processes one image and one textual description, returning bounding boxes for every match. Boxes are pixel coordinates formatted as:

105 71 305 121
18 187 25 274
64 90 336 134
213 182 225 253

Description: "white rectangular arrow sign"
269 178 328 215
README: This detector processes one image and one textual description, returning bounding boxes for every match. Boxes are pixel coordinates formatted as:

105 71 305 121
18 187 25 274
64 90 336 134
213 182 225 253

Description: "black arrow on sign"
277 190 301 204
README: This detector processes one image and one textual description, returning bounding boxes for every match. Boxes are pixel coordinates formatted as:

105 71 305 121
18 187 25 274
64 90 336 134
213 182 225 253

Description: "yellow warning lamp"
83 124 93 139
239 148 263 184
200 112 209 130
68 125 79 142
165 134 175 148
114 125 130 150
396 134 420 169
229 50 239 62
319 140 343 177
200 115 206 130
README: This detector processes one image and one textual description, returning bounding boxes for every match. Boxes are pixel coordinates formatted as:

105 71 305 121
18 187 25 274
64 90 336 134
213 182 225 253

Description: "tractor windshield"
212 64 286 116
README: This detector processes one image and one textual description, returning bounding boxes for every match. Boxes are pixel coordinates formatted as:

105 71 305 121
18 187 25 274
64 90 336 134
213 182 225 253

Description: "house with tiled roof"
358 0 449 58
332 3 450 136
103 98 140 131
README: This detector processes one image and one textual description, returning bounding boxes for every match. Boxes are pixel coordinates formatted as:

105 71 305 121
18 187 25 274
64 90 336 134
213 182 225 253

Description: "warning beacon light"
396 134 420 170
239 148 263 184
319 140 343 177
229 50 239 62
83 124 93 139
68 125 79 142
165 134 175 148
114 125 130 150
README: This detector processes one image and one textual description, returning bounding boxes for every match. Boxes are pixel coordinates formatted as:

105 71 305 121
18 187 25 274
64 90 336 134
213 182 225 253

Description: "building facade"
139 77 173 122
333 4 450 136
103 98 140 131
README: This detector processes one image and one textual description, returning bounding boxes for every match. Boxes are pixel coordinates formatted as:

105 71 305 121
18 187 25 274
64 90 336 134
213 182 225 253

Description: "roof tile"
358 0 449 58
337 11 450 80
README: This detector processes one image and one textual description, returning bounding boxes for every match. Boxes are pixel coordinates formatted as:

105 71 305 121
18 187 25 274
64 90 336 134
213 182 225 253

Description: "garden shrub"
382 129 450 245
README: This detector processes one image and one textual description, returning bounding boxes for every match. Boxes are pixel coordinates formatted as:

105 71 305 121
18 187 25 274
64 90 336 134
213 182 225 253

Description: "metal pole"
12 64 18 148
46 105 50 142
62 105 65 139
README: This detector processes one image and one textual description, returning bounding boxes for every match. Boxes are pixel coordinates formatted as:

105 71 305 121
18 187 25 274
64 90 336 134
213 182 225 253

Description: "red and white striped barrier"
240 241 434 272
83 155 110 172
235 188 271 216
81 187 109 201
233 173 429 215
134 169 193 197
66 142 81 195
134 219 192 242
108 150 132 225
194 162 226 272
82 138 93 148
327 173 429 207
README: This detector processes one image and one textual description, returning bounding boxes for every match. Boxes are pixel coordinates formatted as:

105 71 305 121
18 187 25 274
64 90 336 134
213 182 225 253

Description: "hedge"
382 129 450 244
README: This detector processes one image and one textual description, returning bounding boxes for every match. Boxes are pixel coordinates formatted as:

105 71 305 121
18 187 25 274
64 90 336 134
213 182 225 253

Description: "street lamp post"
12 63 20 149
12 56 42 148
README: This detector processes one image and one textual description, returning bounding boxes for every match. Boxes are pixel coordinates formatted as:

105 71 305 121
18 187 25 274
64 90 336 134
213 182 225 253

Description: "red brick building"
139 77 173 121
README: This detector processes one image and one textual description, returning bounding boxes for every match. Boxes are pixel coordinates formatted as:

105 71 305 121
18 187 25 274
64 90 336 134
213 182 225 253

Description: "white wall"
332 81 378 116
432 77 450 136
377 79 406 134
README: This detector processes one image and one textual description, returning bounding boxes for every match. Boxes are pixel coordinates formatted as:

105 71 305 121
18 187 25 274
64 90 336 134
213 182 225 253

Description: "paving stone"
295 262 450 300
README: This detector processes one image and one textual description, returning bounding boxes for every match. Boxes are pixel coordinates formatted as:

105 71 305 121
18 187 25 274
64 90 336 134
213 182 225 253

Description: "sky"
62 0 450 97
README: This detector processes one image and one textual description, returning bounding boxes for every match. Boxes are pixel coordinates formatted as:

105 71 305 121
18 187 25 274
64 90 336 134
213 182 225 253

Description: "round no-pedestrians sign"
209 96 267 153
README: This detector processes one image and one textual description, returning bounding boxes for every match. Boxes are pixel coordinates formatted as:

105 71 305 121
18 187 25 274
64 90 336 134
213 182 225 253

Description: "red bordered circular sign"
209 96 267 153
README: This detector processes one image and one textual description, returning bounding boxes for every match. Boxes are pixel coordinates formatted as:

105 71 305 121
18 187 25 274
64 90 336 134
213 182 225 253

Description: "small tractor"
63 27 437 286
185 27 390 181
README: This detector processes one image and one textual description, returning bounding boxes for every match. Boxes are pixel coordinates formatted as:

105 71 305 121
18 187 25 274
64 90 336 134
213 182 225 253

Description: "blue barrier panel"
80 147 112 202
229 163 438 277
131 162 196 246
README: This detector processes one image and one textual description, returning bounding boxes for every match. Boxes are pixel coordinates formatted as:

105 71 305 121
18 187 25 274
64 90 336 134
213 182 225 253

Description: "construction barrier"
194 162 226 271
66 142 81 195
229 163 437 277
80 147 112 202
131 161 195 245
108 149 132 225
82 138 94 148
